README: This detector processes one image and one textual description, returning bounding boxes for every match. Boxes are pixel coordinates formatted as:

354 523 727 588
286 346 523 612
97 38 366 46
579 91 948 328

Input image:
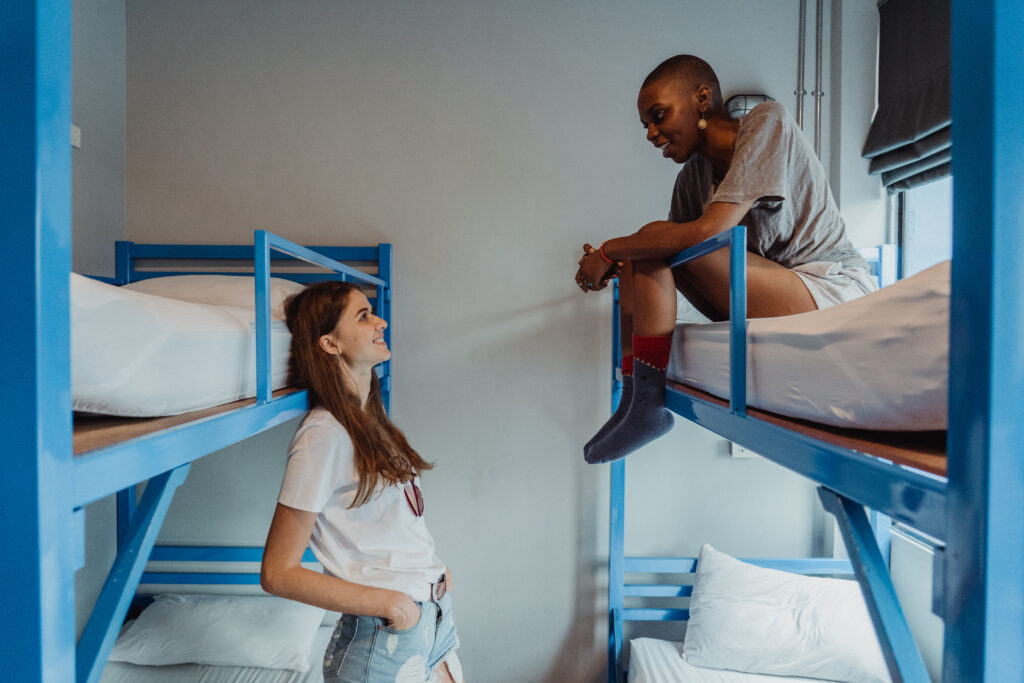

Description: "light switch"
71 124 81 149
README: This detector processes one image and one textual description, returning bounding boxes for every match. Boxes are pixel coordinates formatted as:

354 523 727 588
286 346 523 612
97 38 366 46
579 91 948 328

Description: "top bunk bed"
612 229 947 540
70 231 393 511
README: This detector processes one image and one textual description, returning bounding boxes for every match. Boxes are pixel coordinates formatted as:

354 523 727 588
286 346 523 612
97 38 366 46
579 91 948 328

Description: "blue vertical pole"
608 461 625 683
254 230 272 404
114 240 132 284
608 281 624 683
946 1 1024 680
378 243 393 413
727 225 747 415
0 1 76 680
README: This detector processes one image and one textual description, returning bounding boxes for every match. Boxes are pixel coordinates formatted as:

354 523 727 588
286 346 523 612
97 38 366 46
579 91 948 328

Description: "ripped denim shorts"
323 592 461 683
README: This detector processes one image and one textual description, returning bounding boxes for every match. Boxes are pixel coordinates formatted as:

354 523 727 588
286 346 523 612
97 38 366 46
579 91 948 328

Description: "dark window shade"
862 0 951 193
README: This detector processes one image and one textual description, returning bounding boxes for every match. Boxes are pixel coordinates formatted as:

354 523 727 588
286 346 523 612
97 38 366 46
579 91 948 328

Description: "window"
899 176 953 278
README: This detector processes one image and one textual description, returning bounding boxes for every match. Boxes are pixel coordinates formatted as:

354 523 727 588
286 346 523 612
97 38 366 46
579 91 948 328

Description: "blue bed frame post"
608 283 624 683
945 1 1024 680
378 243 393 413
1 1 76 680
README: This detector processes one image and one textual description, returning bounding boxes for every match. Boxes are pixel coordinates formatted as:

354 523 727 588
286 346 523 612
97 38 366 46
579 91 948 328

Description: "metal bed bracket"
76 465 191 683
817 487 930 683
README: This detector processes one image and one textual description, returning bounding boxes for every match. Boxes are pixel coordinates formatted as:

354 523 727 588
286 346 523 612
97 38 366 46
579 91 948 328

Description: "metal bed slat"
623 585 693 598
148 546 317 563
621 608 690 622
123 243 381 263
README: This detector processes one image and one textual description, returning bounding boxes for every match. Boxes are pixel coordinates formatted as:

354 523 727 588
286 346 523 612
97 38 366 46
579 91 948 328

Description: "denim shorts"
323 592 460 683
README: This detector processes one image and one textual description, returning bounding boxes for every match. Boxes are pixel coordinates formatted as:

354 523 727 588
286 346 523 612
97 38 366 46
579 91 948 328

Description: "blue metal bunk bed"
3 5 395 676
72 233 392 683
599 1 1024 678
63 232 390 683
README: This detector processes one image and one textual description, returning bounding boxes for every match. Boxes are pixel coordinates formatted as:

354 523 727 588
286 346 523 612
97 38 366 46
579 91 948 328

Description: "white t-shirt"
278 407 446 602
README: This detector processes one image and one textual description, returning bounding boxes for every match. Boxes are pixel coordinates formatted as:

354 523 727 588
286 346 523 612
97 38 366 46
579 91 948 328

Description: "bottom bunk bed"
615 545 888 683
606 231 944 683
97 558 335 683
68 232 393 683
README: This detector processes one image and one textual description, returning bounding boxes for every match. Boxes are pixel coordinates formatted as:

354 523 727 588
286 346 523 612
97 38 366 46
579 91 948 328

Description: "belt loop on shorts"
430 572 446 602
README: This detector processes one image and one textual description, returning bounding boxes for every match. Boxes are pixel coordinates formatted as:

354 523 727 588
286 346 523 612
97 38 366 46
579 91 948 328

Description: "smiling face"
637 77 707 164
320 290 390 372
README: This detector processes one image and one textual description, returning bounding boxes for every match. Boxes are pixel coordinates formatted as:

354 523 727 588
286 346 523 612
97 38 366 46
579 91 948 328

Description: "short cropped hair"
642 55 724 111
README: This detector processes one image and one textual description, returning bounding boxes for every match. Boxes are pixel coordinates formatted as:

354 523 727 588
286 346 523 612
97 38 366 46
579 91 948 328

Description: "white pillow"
108 594 325 671
123 275 305 321
683 544 890 683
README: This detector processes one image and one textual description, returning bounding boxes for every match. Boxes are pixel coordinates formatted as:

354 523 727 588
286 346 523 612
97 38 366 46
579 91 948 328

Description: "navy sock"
584 361 674 464
583 374 633 460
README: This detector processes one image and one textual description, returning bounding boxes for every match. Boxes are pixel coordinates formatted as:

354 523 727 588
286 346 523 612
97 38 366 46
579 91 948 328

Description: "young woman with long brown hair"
261 281 464 683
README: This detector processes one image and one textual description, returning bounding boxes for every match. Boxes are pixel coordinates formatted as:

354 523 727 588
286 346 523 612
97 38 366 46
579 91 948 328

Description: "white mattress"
667 261 950 431
627 638 835 683
100 624 332 683
71 274 292 417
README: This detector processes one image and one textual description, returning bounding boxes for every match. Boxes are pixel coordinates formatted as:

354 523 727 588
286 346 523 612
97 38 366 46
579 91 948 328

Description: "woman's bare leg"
670 249 817 320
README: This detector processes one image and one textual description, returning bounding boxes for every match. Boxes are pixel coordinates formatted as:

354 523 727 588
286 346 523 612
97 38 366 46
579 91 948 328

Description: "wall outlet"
729 441 758 459
71 124 81 149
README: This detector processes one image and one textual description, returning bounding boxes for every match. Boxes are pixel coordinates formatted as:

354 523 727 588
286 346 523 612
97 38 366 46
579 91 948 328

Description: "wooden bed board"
73 388 304 456
667 381 947 477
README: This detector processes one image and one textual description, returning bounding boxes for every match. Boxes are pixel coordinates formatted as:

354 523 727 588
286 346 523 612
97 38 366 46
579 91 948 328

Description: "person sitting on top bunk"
576 54 875 465
260 281 465 683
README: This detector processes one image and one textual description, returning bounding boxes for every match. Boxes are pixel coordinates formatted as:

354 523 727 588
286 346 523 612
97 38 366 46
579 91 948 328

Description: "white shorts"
791 261 878 309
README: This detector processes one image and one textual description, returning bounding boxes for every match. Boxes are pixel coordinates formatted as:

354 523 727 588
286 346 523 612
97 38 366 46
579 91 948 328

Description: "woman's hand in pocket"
383 591 420 630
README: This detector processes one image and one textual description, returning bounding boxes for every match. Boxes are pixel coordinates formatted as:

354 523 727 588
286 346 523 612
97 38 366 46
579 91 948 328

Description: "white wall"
71 0 125 276
70 1 884 680
829 0 887 246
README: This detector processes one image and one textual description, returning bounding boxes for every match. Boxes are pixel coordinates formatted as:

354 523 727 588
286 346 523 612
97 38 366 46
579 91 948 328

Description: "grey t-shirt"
668 101 866 270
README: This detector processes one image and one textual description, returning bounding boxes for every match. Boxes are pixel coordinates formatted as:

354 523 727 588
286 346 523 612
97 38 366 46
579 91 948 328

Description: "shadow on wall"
540 459 610 683
467 293 612 681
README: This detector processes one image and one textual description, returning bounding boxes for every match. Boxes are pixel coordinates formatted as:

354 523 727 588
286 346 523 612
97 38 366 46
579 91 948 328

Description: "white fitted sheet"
71 274 292 417
100 624 332 683
628 638 836 683
667 261 950 431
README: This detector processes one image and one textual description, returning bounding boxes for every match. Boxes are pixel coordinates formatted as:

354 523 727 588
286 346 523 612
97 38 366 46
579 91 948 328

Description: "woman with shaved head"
577 55 874 465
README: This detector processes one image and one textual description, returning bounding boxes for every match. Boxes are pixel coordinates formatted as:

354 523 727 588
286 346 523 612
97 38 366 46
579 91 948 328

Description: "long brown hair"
284 281 432 507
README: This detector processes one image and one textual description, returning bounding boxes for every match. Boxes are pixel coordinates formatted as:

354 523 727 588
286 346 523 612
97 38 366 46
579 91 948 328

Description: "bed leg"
818 487 930 683
76 465 191 683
